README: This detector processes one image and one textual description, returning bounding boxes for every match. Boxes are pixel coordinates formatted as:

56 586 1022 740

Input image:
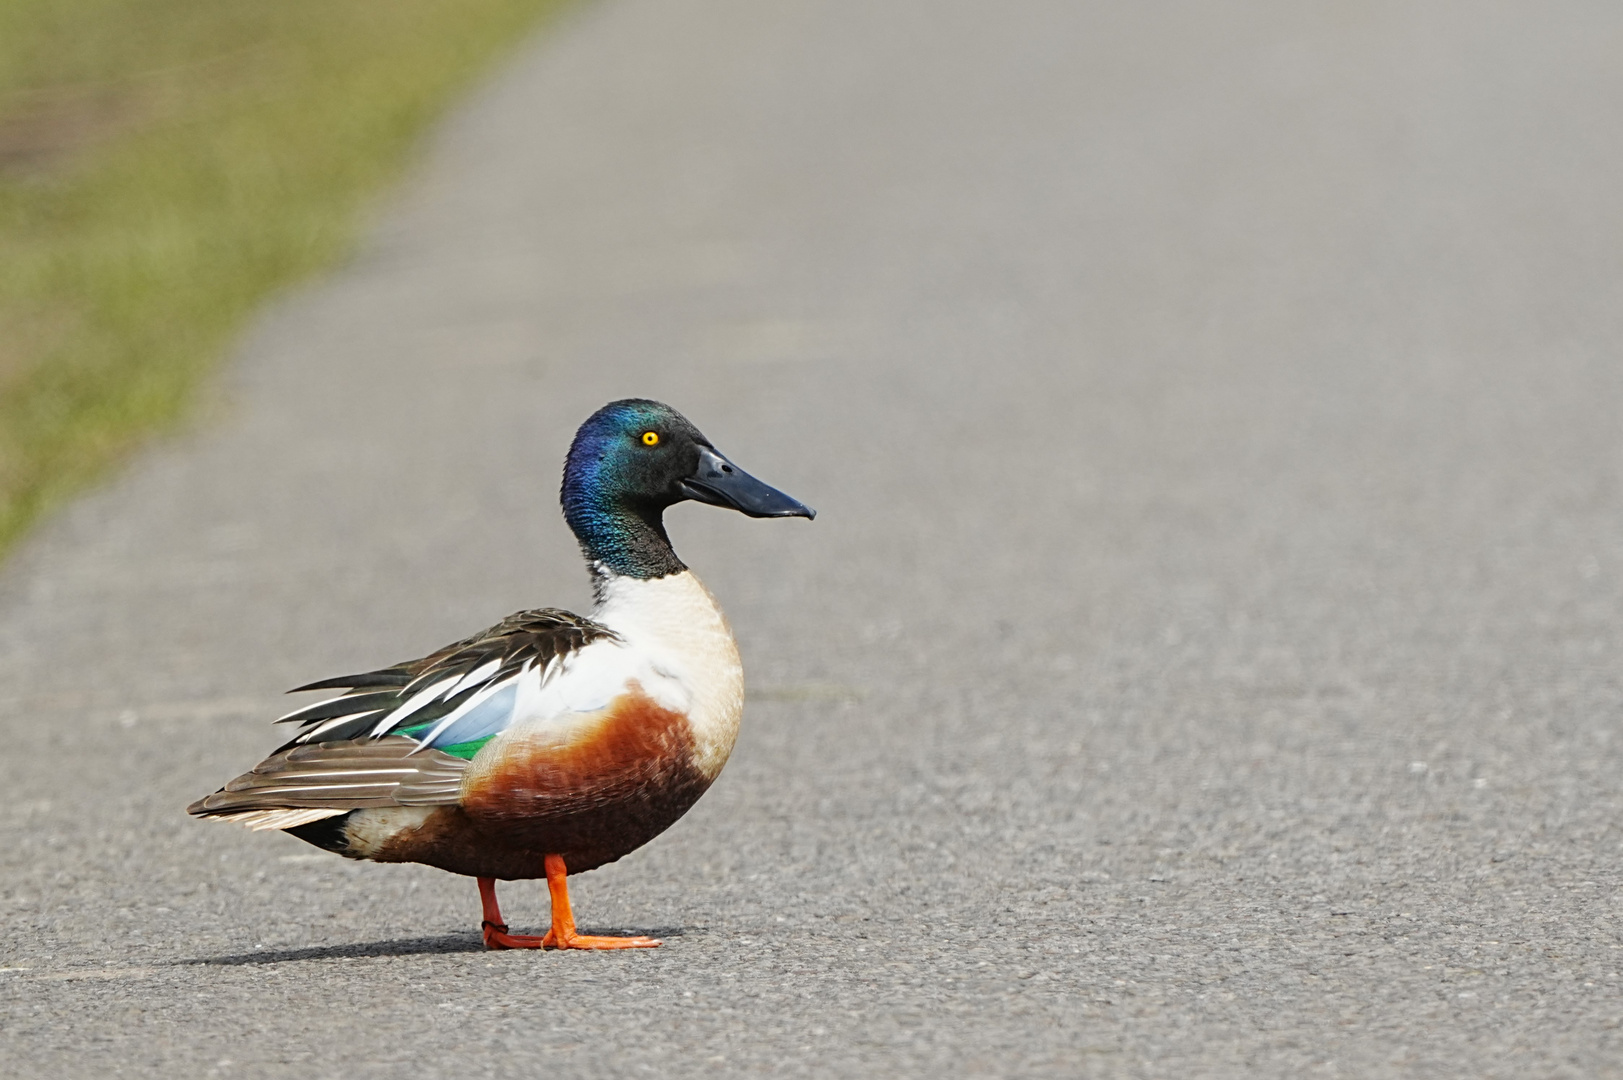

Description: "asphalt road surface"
4 2 1622 1076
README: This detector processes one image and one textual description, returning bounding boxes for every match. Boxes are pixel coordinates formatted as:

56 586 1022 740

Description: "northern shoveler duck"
189 399 813 950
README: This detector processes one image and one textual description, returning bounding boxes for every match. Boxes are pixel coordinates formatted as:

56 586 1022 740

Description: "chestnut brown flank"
371 686 711 879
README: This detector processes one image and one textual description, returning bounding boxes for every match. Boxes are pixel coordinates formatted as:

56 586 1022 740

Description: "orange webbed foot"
540 927 662 950
477 862 664 953
538 854 661 949
481 920 549 950
478 878 550 950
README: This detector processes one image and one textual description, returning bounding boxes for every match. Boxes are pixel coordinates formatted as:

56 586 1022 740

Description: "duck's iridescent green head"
561 399 814 579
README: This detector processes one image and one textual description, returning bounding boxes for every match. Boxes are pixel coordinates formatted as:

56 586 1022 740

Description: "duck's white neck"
591 570 744 780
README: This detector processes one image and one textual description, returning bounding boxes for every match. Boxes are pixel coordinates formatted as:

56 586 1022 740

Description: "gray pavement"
4 0 1623 1075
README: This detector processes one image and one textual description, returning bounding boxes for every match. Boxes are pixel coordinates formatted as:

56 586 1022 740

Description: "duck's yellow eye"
641 431 660 447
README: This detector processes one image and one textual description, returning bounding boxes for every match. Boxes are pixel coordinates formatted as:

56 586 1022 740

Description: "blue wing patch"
397 681 520 759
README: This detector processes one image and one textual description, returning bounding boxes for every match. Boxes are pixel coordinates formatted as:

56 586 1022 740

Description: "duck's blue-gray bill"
681 446 815 519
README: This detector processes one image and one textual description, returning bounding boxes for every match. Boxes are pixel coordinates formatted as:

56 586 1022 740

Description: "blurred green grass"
0 0 570 556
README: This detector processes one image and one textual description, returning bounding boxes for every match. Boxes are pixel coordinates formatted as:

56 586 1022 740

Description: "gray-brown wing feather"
271 608 616 749
187 736 466 817
189 609 616 827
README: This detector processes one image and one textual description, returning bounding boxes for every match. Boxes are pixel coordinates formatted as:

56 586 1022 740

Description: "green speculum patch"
393 718 495 761
436 736 496 761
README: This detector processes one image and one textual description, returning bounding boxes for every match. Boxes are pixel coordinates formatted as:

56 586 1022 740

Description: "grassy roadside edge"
0 0 576 558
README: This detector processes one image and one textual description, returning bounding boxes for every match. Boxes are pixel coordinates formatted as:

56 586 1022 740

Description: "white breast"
496 570 744 780
587 570 744 780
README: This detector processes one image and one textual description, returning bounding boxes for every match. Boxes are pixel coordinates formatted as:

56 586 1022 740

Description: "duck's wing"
274 608 618 753
187 609 618 825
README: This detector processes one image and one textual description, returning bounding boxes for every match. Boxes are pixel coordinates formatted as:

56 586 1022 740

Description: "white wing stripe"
296 711 383 744
448 658 503 697
368 675 463 737
240 783 408 795
277 694 358 724
252 769 421 781
405 673 519 755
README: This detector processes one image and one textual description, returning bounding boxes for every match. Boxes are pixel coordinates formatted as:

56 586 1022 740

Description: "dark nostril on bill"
721 465 733 474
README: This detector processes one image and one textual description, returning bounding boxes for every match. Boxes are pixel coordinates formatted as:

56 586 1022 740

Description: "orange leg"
539 853 661 950
478 876 547 950
476 859 660 951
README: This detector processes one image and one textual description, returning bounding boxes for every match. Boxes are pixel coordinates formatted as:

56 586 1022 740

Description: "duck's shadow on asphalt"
181 929 686 966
